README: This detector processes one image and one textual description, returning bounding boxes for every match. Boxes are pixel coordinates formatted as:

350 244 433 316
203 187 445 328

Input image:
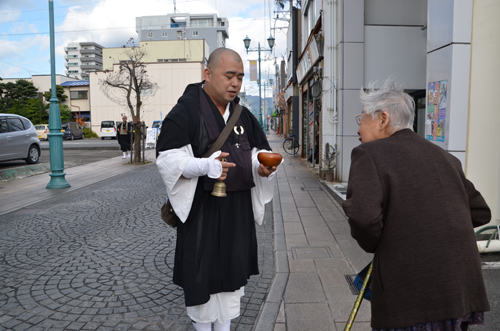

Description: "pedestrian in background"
343 80 491 331
156 48 277 331
117 115 132 158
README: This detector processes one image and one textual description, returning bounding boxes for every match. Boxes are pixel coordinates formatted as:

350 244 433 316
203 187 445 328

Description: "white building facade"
89 61 205 136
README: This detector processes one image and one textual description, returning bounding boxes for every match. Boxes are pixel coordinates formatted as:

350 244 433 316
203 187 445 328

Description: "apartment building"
64 42 104 80
136 13 229 53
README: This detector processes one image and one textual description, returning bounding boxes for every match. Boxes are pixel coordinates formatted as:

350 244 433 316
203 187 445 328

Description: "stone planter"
325 171 334 182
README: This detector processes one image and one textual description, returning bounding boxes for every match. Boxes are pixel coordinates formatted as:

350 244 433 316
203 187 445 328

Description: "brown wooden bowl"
258 152 283 167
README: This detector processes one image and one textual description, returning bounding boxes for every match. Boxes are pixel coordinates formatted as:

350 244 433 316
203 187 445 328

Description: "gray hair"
360 79 415 130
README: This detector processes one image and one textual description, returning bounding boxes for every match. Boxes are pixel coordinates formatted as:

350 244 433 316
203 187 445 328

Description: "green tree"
0 79 39 113
25 98 49 124
44 85 68 103
59 105 72 122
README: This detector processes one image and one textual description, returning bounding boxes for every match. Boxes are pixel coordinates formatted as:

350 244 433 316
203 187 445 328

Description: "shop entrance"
410 90 426 137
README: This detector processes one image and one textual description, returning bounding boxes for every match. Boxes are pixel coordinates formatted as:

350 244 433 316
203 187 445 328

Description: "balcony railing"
80 49 101 55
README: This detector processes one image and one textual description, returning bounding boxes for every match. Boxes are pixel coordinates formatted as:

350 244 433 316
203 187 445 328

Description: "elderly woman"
342 80 491 331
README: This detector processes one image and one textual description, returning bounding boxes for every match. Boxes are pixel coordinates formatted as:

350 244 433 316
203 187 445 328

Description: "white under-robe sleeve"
251 148 276 226
156 145 198 223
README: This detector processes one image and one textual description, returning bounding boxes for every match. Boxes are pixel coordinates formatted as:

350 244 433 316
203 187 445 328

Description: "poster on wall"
426 80 447 142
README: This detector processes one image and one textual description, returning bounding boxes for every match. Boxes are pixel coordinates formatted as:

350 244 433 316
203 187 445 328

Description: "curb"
253 178 289 331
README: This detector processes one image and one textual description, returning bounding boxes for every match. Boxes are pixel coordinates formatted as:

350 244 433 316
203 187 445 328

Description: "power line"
0 60 40 75
2 16 277 37
0 1 102 15
3 26 135 37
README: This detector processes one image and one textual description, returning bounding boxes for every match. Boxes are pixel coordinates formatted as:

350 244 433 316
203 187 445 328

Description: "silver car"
0 114 41 164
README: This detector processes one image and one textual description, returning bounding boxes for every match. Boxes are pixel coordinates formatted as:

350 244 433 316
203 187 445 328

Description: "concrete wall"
365 0 427 25
466 0 500 225
332 0 428 181
89 62 204 136
426 0 473 165
364 26 427 89
103 40 207 70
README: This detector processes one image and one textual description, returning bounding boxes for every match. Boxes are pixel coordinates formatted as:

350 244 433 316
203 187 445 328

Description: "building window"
68 55 78 58
177 31 183 39
162 31 168 37
68 70 79 74
193 31 199 36
147 32 153 38
70 91 88 99
68 62 78 66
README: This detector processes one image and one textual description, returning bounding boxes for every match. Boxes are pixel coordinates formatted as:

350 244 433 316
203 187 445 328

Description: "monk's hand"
218 152 236 181
258 164 277 178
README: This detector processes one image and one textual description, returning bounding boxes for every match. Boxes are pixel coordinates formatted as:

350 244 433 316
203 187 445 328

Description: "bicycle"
283 133 299 155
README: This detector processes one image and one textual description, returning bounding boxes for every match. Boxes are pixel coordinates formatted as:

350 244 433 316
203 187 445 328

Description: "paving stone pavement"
0 164 275 331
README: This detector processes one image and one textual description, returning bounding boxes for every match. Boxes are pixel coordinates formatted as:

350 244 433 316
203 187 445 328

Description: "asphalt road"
0 139 128 182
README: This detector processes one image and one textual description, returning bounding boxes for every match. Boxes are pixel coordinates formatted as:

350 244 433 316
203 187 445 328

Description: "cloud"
1 0 288 94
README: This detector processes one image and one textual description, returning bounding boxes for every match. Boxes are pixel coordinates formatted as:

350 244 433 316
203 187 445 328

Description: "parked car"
61 122 85 140
0 114 41 164
100 120 117 140
35 124 49 140
151 120 162 138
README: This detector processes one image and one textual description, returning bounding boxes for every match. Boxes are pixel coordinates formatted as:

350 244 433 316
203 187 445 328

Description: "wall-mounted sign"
296 37 321 84
426 80 447 142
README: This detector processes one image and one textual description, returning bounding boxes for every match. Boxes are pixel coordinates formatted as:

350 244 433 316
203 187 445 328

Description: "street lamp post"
243 35 275 135
263 78 273 133
46 0 70 189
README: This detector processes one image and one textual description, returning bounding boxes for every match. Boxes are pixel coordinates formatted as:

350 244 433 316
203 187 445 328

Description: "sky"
0 0 290 97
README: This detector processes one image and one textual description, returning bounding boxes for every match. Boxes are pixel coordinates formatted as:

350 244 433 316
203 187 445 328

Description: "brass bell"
212 181 227 197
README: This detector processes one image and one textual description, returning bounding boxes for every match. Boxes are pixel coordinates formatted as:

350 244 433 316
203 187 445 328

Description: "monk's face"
204 52 244 108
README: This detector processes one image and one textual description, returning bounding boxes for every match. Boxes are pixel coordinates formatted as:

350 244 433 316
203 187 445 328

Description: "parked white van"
100 120 117 140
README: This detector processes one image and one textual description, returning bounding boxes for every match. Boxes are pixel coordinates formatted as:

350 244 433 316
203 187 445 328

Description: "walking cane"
344 262 373 331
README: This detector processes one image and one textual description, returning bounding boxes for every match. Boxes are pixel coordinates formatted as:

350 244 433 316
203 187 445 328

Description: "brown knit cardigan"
342 129 491 329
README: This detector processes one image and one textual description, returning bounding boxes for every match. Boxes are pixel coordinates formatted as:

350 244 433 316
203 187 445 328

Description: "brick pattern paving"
0 164 274 330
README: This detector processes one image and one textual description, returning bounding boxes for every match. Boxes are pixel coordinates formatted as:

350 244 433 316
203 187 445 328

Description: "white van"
100 120 117 140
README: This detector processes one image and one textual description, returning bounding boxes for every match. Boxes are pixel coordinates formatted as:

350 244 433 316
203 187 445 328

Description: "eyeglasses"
355 110 382 125
355 114 364 125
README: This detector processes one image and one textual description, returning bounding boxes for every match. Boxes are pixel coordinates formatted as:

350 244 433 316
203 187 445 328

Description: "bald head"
207 48 242 71
203 47 244 113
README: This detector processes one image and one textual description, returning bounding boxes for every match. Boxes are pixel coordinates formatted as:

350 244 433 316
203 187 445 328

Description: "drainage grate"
291 246 333 260
300 187 324 191
345 275 359 295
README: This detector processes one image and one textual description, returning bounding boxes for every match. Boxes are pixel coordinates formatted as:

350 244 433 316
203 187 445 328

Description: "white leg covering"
192 321 211 331
214 319 230 331
122 152 126 159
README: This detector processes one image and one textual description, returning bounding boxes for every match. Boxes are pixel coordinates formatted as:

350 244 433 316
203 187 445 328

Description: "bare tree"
99 38 158 163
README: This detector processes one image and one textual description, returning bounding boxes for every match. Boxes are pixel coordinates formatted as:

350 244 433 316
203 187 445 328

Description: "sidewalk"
257 131 373 331
0 150 156 216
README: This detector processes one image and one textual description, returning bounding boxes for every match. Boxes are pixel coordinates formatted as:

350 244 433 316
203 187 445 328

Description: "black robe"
156 82 270 307
117 121 132 152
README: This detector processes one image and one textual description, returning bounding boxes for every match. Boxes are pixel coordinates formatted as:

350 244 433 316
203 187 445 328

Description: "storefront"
297 35 323 163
